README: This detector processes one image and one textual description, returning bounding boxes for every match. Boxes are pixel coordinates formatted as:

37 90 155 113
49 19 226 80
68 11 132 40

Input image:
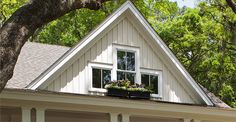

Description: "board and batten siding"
45 17 196 104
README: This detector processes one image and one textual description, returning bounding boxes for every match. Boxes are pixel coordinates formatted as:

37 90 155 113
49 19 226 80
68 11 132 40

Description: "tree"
156 0 236 107
32 1 122 46
0 0 28 26
226 0 236 14
0 0 110 92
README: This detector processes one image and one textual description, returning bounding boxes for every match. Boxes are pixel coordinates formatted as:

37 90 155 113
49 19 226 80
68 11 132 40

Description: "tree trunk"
226 0 236 14
0 0 108 92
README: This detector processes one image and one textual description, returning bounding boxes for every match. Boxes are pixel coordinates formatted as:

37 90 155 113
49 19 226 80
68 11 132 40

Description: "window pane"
126 73 135 84
102 70 111 88
117 51 126 70
127 52 135 71
150 75 158 94
141 74 149 87
92 69 101 88
117 71 125 80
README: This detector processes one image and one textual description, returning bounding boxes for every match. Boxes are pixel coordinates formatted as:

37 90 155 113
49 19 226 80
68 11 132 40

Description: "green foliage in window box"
105 80 152 92
127 83 153 93
105 80 152 99
105 80 130 97
105 80 131 90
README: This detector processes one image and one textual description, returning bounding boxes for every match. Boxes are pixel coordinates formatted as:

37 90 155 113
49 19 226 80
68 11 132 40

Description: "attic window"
141 74 158 94
140 68 162 97
89 62 112 91
117 51 136 84
92 68 111 88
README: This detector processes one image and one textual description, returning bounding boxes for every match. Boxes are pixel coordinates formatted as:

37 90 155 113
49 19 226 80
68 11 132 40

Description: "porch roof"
1 88 236 122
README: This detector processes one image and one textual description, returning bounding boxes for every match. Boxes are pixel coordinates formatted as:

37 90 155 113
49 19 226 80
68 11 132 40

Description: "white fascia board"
27 1 132 89
126 2 213 106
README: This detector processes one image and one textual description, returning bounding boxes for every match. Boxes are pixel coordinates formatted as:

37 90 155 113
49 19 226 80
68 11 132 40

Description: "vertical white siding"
72 60 79 93
101 36 107 63
84 49 91 94
118 21 123 44
60 70 67 92
66 66 73 93
107 30 113 63
45 17 196 104
54 76 61 91
79 55 85 93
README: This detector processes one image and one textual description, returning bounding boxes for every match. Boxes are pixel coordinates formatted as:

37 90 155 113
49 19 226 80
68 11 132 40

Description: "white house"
1 1 236 122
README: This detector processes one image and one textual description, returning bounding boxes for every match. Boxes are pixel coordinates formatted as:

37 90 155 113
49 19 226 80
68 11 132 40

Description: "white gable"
27 1 213 106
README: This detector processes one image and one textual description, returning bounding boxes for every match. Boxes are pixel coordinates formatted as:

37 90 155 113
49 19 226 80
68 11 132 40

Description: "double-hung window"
117 50 136 84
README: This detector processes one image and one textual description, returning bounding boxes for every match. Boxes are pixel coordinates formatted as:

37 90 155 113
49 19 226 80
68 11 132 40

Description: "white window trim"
88 62 113 93
112 44 140 84
140 68 163 98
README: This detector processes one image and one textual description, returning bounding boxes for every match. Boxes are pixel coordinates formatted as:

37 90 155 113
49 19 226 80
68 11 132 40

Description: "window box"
105 80 152 99
128 90 151 99
107 88 128 98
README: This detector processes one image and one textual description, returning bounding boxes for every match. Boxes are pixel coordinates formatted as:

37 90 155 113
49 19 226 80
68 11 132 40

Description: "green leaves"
220 84 236 107
34 8 106 46
155 0 236 107
0 0 27 26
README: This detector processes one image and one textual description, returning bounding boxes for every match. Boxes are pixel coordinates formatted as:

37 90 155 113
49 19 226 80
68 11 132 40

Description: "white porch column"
36 108 45 122
122 114 130 122
109 113 119 122
183 119 191 122
22 107 31 122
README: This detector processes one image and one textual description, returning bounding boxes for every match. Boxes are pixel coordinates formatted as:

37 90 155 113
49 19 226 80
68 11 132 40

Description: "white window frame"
112 44 140 84
140 68 163 98
88 62 113 93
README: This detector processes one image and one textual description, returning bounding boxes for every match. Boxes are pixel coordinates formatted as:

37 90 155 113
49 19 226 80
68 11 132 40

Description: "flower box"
105 80 152 99
128 90 151 99
107 88 128 98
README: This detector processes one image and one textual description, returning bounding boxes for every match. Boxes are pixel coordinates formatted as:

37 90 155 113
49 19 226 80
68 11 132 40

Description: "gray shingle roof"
5 42 69 88
200 85 231 108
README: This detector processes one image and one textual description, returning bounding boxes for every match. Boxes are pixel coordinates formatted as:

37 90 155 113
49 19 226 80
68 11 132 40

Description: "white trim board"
26 1 213 106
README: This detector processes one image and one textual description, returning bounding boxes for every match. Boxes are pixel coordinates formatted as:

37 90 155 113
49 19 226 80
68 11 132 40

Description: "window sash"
92 68 111 89
141 74 159 94
117 71 136 84
117 51 135 71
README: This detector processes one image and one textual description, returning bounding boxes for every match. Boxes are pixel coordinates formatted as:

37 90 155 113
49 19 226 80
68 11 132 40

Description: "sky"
170 0 198 8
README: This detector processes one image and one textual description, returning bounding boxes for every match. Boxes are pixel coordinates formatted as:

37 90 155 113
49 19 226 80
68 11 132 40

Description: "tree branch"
226 0 236 14
0 0 109 92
